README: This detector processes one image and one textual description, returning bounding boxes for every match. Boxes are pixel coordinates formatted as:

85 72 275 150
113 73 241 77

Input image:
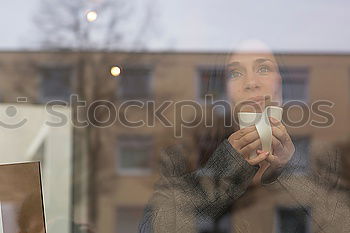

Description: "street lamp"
110 66 121 77
86 10 98 22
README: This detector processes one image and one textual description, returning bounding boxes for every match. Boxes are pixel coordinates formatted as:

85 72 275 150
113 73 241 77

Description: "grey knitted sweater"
138 139 350 233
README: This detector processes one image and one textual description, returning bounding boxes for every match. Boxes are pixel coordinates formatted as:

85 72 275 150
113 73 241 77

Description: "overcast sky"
1 0 350 53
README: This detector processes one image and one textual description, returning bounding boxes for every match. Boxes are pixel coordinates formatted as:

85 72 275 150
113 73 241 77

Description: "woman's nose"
244 74 260 90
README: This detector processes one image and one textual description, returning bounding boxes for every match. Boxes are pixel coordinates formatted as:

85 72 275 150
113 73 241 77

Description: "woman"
138 40 350 233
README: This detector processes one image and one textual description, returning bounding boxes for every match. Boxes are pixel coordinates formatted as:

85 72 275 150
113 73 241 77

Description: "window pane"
40 67 72 102
117 135 153 174
276 206 310 233
280 67 309 102
119 147 151 169
197 212 231 233
118 68 152 99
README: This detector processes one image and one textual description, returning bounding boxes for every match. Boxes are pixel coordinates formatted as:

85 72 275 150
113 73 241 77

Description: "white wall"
0 104 72 233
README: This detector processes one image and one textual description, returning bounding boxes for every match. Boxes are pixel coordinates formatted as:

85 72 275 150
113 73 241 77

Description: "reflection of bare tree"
31 0 160 229
0 60 37 102
33 0 158 50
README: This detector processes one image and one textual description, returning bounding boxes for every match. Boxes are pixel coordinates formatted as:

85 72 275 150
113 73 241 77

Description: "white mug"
238 106 283 159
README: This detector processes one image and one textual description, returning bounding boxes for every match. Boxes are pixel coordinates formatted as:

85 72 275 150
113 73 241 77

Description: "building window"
117 67 152 100
280 67 309 103
116 207 144 233
39 66 72 102
198 68 226 101
276 206 311 233
197 212 231 233
288 136 311 174
116 135 154 175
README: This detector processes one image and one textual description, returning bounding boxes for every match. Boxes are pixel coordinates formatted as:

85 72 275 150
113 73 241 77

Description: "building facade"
0 51 350 233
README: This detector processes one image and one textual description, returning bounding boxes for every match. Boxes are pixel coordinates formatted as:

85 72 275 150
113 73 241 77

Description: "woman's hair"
193 111 235 167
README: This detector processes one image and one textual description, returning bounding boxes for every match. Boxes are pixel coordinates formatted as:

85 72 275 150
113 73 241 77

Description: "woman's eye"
229 71 243 79
257 65 271 74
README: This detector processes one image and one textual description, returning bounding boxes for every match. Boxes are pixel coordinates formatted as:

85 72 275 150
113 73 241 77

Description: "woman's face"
226 52 282 112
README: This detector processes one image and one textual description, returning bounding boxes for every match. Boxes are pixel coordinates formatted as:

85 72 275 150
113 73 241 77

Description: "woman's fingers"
236 129 260 149
240 138 262 158
229 127 260 153
271 126 287 144
269 117 285 129
228 126 256 150
272 135 284 150
247 151 270 165
271 127 295 155
265 153 278 164
230 125 256 141
256 150 281 168
269 117 292 145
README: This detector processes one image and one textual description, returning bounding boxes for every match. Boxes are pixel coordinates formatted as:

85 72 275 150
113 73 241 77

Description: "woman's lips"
238 96 271 113
247 96 265 102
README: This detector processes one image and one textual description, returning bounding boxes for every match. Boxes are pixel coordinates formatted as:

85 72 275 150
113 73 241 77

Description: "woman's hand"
257 117 295 184
228 126 270 166
266 117 295 169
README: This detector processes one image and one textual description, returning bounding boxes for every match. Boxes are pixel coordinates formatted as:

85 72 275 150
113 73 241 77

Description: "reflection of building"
0 51 349 233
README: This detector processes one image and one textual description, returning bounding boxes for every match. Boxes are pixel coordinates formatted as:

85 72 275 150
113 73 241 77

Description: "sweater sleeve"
261 143 350 233
138 139 260 233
